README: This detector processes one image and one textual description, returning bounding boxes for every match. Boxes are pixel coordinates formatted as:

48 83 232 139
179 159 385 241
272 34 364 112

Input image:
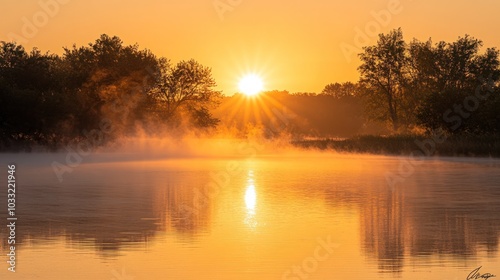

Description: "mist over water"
1 144 499 279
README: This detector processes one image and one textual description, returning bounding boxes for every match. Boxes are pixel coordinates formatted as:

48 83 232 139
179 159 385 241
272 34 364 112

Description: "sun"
238 74 264 96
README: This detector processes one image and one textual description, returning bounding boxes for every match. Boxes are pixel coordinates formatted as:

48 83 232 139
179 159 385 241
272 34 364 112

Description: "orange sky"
2 0 500 95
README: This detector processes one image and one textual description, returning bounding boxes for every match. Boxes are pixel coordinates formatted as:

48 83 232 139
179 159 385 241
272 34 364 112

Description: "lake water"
1 152 499 279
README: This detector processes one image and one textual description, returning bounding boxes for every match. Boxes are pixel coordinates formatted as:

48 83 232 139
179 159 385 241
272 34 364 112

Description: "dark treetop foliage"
1 29 499 151
358 28 500 134
0 35 221 150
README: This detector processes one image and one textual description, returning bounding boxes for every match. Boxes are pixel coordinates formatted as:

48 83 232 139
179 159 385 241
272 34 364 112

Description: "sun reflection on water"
244 171 258 228
245 184 256 212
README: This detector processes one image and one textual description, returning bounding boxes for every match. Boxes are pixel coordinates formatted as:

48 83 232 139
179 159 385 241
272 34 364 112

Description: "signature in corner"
467 266 496 280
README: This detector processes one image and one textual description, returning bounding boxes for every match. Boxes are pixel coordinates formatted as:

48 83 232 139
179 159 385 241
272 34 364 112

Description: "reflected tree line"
1 28 499 151
0 169 216 255
323 167 500 273
0 182 162 256
1 163 498 265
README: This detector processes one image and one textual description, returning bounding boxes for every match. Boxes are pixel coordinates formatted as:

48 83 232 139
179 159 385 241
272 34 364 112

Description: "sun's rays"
219 90 293 136
217 53 294 130
238 74 264 96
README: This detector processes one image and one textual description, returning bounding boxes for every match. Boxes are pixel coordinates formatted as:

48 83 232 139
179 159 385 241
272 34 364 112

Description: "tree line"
215 88 365 138
221 28 500 137
1 30 499 151
358 28 500 134
0 35 222 150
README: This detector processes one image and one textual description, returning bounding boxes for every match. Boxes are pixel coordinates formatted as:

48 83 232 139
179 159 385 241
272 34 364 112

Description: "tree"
321 82 358 99
358 28 410 131
412 36 500 133
0 42 65 149
152 59 222 128
61 34 162 136
0 35 226 150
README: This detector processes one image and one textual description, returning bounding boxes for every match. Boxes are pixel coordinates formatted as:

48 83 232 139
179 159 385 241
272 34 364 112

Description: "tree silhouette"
0 42 64 149
358 28 410 131
412 36 500 133
61 34 161 137
321 82 358 99
0 35 224 150
152 59 222 128
358 29 500 134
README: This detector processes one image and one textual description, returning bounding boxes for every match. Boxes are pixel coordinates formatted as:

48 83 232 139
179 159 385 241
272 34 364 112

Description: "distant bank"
292 134 500 158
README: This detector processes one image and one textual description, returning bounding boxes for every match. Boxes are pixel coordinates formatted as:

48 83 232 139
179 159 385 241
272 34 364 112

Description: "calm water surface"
0 153 499 279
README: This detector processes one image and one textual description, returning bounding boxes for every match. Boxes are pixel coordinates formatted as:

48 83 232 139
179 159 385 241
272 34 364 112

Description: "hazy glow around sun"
238 74 264 96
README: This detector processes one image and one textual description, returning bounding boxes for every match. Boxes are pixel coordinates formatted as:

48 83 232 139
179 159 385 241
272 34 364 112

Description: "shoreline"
292 135 500 158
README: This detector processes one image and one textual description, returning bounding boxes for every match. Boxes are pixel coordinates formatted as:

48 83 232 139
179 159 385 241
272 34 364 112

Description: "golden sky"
2 0 500 95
